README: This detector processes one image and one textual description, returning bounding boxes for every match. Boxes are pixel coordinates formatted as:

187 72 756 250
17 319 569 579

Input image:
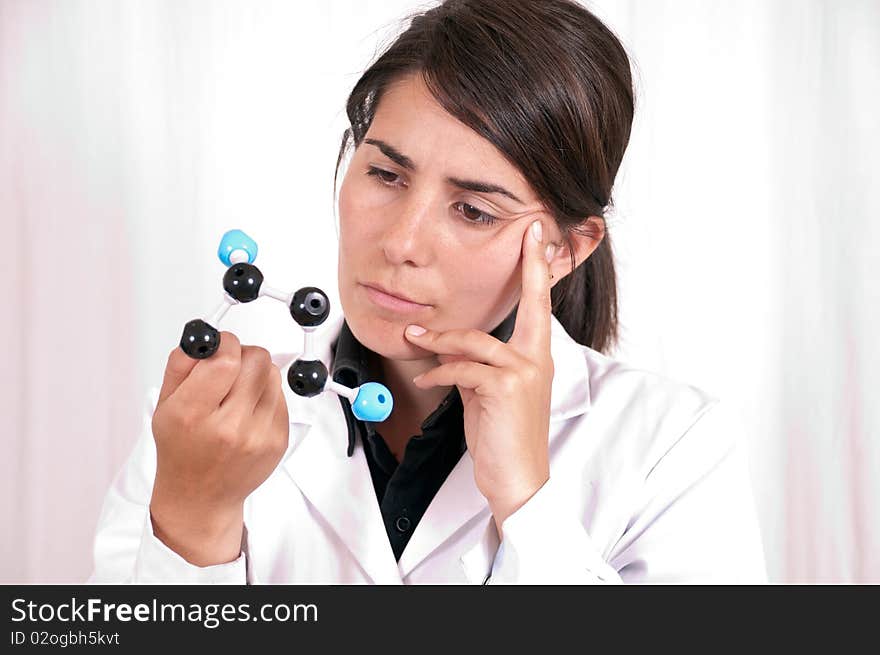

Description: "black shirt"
330 305 518 561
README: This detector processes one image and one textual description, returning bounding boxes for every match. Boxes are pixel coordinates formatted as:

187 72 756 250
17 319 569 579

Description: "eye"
366 166 497 226
366 166 403 187
453 202 498 226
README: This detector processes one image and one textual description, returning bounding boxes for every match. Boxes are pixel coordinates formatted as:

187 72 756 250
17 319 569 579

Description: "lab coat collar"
273 310 591 583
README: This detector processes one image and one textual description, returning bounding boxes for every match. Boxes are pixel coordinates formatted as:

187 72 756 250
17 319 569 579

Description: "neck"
370 350 454 429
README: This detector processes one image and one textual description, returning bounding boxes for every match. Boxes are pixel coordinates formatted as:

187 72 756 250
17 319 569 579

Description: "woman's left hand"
404 219 557 538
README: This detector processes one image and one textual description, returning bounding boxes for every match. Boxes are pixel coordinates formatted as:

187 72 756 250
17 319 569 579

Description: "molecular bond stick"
179 229 393 423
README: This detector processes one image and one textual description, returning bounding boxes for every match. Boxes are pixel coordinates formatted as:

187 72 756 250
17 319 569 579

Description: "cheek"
337 175 360 236
338 172 392 248
338 175 374 259
444 236 523 304
337 178 363 284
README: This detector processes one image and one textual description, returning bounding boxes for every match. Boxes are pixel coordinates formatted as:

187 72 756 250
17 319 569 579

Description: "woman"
89 0 767 584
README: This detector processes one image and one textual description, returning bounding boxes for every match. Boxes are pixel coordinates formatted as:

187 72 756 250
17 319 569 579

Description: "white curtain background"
1 0 877 583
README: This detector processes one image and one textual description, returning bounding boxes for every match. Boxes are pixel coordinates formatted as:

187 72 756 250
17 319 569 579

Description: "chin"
342 307 426 361
339 284 429 353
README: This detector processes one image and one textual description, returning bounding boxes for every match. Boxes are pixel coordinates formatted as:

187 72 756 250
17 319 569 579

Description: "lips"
363 282 428 306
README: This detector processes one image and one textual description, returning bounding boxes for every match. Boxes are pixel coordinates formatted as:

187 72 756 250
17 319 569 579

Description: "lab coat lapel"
276 313 403 585
397 449 491 578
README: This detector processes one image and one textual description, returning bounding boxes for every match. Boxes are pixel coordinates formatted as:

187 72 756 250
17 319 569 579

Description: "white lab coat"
88 312 768 584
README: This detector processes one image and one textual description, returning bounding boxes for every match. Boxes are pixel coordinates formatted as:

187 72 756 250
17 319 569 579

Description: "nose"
379 191 436 267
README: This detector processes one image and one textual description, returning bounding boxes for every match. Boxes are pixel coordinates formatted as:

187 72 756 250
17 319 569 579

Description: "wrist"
149 495 244 567
488 474 549 540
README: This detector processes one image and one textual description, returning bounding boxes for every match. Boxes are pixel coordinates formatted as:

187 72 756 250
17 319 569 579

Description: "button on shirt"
330 307 518 562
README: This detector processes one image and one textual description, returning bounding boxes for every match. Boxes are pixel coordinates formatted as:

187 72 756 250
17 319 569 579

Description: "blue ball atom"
218 229 258 267
351 382 393 422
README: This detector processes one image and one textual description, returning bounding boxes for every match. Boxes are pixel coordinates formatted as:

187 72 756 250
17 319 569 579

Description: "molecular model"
178 229 393 423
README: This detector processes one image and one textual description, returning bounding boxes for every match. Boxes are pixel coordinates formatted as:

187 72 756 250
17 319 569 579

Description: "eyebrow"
364 138 524 204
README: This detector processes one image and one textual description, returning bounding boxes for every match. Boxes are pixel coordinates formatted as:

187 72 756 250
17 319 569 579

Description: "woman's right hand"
148 331 290 566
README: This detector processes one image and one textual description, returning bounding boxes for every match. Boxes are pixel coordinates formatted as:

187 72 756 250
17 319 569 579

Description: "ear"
548 216 605 283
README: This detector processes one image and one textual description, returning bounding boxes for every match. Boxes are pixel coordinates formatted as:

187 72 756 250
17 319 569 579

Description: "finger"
510 219 553 354
252 364 283 424
413 360 503 395
158 346 200 405
249 374 289 457
404 325 525 370
168 331 242 415
217 346 274 417
270 392 291 455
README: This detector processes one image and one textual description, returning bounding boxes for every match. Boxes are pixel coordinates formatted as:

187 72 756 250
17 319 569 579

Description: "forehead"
367 74 533 195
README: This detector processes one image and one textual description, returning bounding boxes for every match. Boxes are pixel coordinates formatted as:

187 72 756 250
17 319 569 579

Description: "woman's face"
337 73 555 361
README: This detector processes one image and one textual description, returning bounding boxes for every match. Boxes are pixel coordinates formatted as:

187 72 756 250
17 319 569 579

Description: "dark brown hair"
335 0 635 353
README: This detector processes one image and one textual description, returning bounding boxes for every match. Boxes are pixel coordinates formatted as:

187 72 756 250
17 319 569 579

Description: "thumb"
157 346 200 405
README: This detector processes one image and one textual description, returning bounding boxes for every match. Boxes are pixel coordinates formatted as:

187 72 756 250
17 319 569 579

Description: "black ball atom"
223 263 264 303
287 359 328 397
289 287 330 327
180 319 220 359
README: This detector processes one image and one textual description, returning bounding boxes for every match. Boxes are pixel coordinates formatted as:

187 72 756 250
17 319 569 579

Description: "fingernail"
545 244 557 263
406 324 426 337
531 220 543 242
